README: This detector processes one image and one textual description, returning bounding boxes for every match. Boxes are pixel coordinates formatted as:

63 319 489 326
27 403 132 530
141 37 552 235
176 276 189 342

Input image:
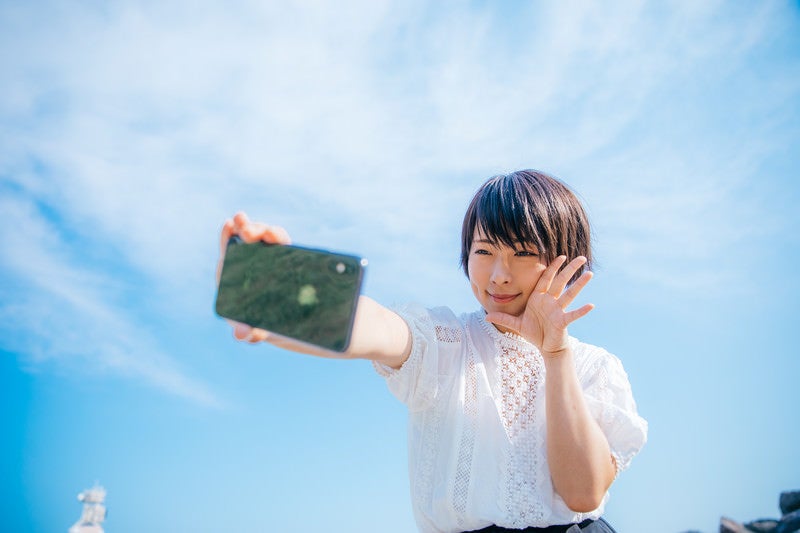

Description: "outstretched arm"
486 256 615 513
218 212 412 369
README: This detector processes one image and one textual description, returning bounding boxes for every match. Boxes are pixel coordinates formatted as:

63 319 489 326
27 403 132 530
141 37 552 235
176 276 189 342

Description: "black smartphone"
215 237 367 352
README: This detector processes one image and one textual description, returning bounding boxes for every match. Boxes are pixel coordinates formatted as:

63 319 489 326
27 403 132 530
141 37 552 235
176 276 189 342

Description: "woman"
219 169 647 532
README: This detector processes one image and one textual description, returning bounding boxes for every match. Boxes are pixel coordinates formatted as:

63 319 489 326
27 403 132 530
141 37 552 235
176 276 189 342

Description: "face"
467 229 547 324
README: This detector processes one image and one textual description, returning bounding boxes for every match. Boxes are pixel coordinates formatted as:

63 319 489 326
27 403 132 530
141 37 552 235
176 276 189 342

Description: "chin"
485 303 524 317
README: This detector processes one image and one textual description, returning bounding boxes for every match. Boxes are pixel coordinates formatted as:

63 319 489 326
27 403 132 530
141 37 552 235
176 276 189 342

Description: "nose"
490 257 512 285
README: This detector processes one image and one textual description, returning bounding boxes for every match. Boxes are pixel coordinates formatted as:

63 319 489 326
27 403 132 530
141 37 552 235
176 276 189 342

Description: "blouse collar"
474 309 538 352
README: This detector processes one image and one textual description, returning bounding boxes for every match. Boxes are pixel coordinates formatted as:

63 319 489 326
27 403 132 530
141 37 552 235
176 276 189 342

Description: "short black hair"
460 170 593 283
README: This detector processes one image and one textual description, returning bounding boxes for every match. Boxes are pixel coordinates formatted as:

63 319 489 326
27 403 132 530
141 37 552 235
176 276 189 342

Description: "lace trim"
435 324 462 343
453 327 479 528
477 310 535 350
412 405 442 515
388 306 445 514
477 312 548 527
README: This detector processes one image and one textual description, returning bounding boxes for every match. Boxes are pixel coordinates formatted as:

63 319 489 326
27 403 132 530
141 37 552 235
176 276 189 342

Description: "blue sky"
1 1 799 532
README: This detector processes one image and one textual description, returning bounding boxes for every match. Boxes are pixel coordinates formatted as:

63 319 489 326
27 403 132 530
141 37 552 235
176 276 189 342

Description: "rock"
776 509 800 533
693 491 800 533
745 519 779 532
722 516 748 533
781 492 800 516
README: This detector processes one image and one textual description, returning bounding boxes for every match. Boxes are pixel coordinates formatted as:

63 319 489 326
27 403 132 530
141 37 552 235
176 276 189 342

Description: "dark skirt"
465 517 617 533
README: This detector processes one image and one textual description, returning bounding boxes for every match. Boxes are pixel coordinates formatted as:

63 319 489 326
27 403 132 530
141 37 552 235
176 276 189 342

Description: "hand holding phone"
215 215 366 352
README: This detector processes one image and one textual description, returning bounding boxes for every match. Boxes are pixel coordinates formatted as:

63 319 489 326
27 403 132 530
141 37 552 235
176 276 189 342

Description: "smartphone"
215 237 367 352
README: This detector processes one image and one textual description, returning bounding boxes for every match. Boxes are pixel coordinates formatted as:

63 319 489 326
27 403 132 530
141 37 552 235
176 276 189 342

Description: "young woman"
218 169 647 532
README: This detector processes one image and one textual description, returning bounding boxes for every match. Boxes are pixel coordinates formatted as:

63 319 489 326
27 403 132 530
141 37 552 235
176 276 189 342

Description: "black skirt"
464 517 617 533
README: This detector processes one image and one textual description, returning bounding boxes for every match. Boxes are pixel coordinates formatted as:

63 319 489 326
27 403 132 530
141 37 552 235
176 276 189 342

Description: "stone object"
714 491 800 533
721 516 748 533
781 492 800 517
775 509 800 533
744 519 780 532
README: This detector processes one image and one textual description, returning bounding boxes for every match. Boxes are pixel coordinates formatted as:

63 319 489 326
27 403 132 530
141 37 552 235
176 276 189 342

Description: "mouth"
489 292 519 304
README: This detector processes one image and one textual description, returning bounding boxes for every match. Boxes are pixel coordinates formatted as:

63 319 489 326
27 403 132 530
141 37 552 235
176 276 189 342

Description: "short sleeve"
575 342 648 475
372 303 443 412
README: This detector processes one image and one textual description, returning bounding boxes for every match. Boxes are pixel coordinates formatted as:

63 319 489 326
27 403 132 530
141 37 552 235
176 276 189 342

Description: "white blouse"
374 305 648 533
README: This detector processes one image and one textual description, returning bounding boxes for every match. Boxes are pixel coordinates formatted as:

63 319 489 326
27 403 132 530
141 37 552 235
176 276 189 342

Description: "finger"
219 219 235 255
262 226 292 245
246 328 271 344
231 322 271 344
557 270 593 309
233 211 260 243
550 257 589 299
535 255 567 294
232 211 251 233
563 303 595 326
217 219 236 284
238 221 269 243
239 221 292 245
484 311 523 336
232 322 253 340
547 256 586 297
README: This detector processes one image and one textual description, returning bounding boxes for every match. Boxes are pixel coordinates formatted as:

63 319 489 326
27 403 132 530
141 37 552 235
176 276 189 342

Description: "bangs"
472 175 546 253
460 170 592 281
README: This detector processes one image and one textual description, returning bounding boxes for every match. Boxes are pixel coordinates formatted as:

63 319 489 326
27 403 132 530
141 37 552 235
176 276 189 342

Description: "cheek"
520 263 547 289
467 263 486 294
466 260 477 282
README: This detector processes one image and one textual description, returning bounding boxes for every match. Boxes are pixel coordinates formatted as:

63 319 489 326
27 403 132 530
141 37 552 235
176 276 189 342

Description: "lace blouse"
374 304 648 533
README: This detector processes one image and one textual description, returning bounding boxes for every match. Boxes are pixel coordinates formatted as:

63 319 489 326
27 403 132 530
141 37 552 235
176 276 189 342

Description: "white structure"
68 485 106 533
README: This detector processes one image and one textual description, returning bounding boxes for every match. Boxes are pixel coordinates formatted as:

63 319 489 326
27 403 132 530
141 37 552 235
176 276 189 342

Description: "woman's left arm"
486 255 615 512
542 348 615 512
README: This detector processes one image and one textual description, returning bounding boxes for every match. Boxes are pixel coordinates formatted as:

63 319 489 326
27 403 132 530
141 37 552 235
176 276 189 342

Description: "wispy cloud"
1 0 797 395
0 194 223 408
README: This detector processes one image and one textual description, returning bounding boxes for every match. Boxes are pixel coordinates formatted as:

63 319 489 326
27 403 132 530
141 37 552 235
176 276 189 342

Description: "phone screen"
215 238 366 352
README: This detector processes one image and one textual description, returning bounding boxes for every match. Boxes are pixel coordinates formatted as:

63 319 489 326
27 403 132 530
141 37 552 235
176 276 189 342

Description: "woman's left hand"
485 256 594 357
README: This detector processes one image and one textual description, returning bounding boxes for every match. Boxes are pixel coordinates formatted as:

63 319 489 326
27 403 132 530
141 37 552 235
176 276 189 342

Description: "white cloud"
1 0 797 394
0 194 223 408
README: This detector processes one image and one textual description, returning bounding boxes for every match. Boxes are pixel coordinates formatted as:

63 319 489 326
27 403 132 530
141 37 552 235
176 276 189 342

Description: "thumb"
485 311 521 335
227 320 252 340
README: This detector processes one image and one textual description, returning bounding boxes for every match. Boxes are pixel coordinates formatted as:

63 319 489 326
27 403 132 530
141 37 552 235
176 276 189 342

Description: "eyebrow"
472 238 539 249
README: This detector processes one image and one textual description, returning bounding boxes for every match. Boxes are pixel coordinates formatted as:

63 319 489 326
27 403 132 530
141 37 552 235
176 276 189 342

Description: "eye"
473 248 491 256
515 249 539 257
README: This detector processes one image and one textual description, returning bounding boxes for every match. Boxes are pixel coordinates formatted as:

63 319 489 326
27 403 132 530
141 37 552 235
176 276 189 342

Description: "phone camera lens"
335 262 346 274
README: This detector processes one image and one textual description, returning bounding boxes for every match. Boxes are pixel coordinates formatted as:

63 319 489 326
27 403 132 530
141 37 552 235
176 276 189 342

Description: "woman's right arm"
218 212 412 369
